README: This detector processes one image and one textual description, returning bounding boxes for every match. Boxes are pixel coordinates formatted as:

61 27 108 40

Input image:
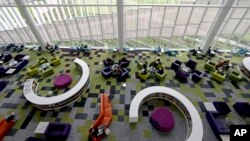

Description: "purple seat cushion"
150 107 175 132
54 74 72 89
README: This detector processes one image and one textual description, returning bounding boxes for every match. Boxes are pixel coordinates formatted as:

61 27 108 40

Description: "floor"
0 48 249 141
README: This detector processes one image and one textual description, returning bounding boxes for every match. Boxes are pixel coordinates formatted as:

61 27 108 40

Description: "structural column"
15 0 47 50
117 0 125 53
201 0 234 55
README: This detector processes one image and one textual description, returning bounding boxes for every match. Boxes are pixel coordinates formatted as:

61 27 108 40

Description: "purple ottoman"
150 107 175 132
54 74 72 89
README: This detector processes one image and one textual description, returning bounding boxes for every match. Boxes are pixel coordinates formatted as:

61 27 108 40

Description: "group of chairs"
171 59 202 82
0 54 29 76
1 43 25 52
27 56 61 77
137 58 167 81
101 57 130 81
204 60 242 83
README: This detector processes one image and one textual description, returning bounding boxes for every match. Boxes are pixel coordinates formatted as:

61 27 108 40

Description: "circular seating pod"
54 74 72 89
239 57 250 80
23 58 90 110
150 107 175 132
129 86 203 141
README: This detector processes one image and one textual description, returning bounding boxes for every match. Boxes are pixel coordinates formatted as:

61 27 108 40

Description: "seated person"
139 56 147 65
107 57 114 63
116 66 124 76
91 125 107 137
104 57 114 66
141 64 148 75
215 60 230 71
150 58 161 68
6 112 15 122
190 49 197 56
156 67 164 75
111 64 119 71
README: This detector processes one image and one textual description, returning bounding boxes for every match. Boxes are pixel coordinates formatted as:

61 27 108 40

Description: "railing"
0 0 249 49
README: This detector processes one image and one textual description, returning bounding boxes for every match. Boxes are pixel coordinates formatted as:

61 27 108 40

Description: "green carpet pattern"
0 48 249 141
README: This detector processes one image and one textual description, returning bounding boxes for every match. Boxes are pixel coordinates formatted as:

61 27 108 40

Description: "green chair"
204 61 216 71
38 56 48 65
42 66 54 77
137 60 147 69
212 71 226 83
27 65 39 77
138 71 151 81
229 70 242 82
155 71 167 80
50 57 61 66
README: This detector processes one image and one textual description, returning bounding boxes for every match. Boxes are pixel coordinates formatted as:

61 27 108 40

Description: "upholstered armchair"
212 71 226 83
38 56 48 65
175 70 189 82
119 59 130 68
117 68 129 81
101 67 113 78
50 57 61 66
27 65 39 77
155 71 167 81
204 61 216 72
171 60 182 72
186 60 197 71
1 54 12 62
191 70 203 82
0 67 9 76
138 71 151 81
229 70 242 82
213 101 231 115
233 102 250 117
42 66 54 77
44 122 71 140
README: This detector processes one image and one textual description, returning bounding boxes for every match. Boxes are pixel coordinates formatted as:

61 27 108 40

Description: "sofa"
233 102 250 117
50 57 61 66
0 81 7 92
0 118 16 140
186 60 197 71
171 60 182 72
44 122 71 140
229 70 242 82
101 67 113 78
27 65 39 77
138 71 151 81
11 59 28 73
0 67 9 76
204 61 216 71
191 70 203 82
14 54 25 62
213 101 231 115
41 66 54 77
89 94 112 141
212 71 226 83
1 54 12 62
205 112 229 141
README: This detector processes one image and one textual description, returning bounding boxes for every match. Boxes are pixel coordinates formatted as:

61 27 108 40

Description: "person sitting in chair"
116 65 124 76
216 60 230 71
157 67 164 75
90 125 107 137
141 64 148 75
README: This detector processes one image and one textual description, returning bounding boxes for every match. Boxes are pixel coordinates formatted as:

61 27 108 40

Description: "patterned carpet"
0 48 249 141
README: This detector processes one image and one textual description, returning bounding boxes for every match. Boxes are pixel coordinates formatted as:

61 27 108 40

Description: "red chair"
89 94 112 141
0 118 16 140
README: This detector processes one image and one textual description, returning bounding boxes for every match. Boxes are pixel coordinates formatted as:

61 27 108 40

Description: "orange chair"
0 118 16 140
89 94 112 141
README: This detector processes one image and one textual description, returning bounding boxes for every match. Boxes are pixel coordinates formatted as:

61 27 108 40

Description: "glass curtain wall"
0 0 249 50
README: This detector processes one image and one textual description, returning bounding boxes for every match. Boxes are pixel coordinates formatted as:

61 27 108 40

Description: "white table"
5 68 16 74
220 135 230 141
34 122 49 134
23 56 30 60
204 102 218 113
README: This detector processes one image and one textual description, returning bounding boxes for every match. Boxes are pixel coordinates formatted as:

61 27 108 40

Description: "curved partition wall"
129 86 203 141
239 57 250 80
23 58 90 110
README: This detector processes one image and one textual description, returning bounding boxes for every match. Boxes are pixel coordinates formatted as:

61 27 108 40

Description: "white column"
15 0 47 50
117 0 125 53
201 0 234 55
